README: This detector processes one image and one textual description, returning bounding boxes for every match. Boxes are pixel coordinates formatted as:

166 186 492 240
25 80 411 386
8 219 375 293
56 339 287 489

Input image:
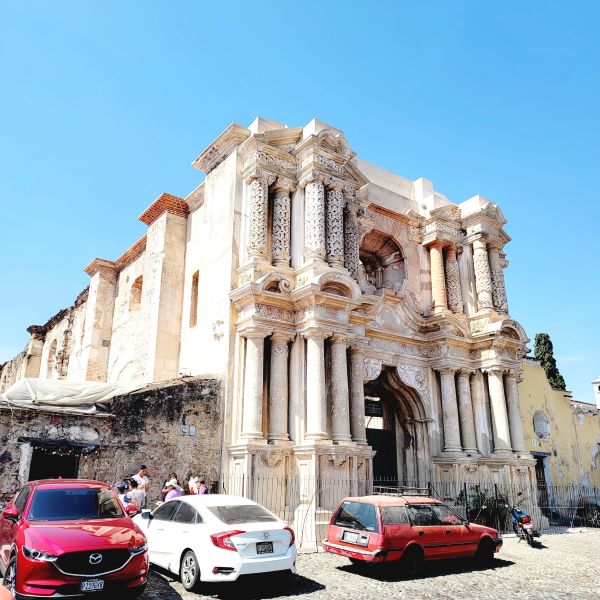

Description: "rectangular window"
189 271 199 327
332 501 379 532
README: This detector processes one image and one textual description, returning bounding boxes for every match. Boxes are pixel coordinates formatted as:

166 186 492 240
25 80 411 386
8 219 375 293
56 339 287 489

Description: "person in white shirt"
127 478 146 509
132 465 150 493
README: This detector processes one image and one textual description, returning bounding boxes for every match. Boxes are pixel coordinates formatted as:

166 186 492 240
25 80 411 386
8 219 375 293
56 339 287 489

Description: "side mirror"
2 507 19 522
125 505 139 516
463 519 470 526
141 510 152 520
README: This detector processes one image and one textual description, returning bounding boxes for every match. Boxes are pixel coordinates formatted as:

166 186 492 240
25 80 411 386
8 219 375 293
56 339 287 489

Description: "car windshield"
28 488 125 521
208 504 278 525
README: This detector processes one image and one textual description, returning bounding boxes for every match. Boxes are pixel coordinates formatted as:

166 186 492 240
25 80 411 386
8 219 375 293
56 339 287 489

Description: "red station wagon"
323 495 502 573
0 479 148 599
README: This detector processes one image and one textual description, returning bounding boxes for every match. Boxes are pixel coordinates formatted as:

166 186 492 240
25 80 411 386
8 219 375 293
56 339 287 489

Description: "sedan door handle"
418 531 425 536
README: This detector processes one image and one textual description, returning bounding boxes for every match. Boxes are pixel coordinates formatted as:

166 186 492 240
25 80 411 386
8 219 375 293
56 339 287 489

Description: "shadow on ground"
146 568 325 599
337 557 515 582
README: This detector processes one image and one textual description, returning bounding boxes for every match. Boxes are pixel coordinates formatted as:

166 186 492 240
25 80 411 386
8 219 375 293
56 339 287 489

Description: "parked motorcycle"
509 493 540 546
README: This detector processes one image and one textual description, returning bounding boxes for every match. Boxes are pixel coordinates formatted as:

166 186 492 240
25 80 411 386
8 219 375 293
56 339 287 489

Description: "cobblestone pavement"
141 530 600 599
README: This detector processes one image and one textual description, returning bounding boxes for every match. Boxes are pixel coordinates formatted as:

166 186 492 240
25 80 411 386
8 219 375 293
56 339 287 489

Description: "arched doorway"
364 367 429 485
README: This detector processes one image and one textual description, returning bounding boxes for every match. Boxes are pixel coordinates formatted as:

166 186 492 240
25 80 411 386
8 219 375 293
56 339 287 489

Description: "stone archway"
364 366 430 485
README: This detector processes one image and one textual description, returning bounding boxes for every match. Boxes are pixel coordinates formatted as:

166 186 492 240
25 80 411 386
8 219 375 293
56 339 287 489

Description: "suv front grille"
56 549 131 576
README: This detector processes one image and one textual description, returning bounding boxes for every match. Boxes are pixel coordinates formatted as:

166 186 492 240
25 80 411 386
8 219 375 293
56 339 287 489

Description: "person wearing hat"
116 480 132 509
161 473 182 499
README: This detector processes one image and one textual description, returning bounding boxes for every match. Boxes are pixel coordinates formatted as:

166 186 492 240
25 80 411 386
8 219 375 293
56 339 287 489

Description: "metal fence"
216 475 600 548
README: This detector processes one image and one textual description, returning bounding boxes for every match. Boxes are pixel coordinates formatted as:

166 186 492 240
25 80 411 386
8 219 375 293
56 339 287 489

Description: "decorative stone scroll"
303 173 326 260
246 171 276 260
396 364 432 414
363 358 382 382
326 185 345 267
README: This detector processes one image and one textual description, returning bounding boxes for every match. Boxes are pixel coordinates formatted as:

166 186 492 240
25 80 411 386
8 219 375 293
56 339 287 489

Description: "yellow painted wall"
519 360 600 487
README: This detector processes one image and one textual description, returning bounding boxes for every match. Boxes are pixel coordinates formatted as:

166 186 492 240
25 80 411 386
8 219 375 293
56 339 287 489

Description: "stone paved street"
140 530 600 599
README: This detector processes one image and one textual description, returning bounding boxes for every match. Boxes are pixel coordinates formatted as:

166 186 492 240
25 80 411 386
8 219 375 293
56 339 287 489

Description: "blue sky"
1 1 598 402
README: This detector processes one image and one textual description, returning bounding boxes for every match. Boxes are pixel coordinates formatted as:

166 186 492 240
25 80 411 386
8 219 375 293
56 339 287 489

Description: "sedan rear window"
28 488 124 521
332 501 378 532
208 504 278 525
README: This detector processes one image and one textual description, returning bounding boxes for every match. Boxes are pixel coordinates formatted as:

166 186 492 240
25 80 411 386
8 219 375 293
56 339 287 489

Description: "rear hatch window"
332 501 378 532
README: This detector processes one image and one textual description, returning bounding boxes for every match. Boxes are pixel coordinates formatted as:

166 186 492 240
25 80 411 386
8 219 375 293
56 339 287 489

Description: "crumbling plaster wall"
0 352 26 393
0 377 223 503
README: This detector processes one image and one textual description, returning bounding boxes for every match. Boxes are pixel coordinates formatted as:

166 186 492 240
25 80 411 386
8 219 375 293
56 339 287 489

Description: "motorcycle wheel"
525 530 534 546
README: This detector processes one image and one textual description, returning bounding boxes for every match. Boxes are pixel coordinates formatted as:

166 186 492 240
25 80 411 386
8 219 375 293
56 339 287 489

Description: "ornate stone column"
343 197 360 281
438 368 462 453
326 183 345 268
472 238 494 311
470 371 491 455
429 242 448 313
303 174 326 262
505 371 526 454
330 335 352 442
246 171 275 261
486 369 513 454
349 347 368 444
268 333 291 441
272 180 294 268
305 332 328 440
241 332 267 440
445 245 463 314
488 243 509 313
456 370 478 453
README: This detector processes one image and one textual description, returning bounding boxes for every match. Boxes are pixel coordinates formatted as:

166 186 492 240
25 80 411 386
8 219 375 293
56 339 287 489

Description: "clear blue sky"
1 1 599 402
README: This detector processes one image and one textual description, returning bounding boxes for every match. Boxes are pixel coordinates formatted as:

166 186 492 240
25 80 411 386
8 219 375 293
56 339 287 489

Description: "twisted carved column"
241 332 267 440
456 370 478 453
349 347 367 444
486 369 513 454
438 368 462 452
505 371 526 453
445 245 463 314
303 175 326 261
326 184 345 267
472 238 494 310
344 198 360 281
305 332 328 440
246 172 275 261
272 181 294 267
488 244 509 313
429 242 448 313
268 333 291 441
330 335 352 442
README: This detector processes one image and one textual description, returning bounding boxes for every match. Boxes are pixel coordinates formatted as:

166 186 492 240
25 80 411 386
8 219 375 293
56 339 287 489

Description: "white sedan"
134 495 297 591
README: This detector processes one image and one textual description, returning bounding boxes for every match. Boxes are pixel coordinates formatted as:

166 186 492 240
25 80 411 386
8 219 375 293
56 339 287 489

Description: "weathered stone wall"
0 351 26 393
0 376 223 503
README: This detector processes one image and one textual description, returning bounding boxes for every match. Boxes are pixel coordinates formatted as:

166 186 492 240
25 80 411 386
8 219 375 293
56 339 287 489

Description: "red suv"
0 479 148 599
323 495 502 573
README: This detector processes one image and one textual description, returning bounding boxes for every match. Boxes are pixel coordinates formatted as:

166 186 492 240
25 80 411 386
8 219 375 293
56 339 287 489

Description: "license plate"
342 531 359 543
256 541 273 554
81 579 104 592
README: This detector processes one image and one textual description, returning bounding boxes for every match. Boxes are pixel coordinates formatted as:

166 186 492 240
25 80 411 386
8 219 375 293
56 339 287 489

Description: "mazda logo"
89 553 103 565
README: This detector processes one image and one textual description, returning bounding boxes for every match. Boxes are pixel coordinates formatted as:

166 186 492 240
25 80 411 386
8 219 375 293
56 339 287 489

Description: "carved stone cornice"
239 137 297 180
192 123 250 174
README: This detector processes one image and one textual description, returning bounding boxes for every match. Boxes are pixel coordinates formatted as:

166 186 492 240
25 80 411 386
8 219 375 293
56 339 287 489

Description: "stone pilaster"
272 180 294 268
330 335 352 442
438 368 462 453
303 174 326 262
241 332 267 440
349 347 367 444
445 245 463 314
305 332 328 440
505 371 526 454
472 238 494 311
456 370 478 453
246 171 275 261
485 369 513 455
343 197 360 281
325 184 345 268
488 243 509 313
268 333 292 441
429 242 448 313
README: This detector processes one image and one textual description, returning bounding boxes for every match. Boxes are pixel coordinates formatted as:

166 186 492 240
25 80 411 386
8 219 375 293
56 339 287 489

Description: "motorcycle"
509 494 540 546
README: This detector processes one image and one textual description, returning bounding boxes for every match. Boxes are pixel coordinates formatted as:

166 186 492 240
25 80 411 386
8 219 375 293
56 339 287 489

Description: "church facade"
1 117 535 499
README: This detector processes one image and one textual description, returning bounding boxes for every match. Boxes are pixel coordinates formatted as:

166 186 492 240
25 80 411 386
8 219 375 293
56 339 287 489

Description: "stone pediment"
192 123 250 174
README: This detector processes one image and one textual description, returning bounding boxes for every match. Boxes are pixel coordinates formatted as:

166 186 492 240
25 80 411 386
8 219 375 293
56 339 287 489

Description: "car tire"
400 546 422 577
130 583 147 598
2 555 17 597
475 538 495 565
180 550 201 592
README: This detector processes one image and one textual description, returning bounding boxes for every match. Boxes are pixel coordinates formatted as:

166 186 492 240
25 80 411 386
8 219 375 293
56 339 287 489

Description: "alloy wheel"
181 555 197 587
4 560 16 595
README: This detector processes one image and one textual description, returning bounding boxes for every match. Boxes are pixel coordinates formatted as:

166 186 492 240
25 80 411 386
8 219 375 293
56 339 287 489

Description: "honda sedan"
134 495 296 591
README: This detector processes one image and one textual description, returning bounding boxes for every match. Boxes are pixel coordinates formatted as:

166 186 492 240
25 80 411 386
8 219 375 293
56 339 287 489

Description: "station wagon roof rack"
373 484 431 498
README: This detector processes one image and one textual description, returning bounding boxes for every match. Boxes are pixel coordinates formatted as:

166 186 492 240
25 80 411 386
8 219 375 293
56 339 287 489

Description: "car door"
0 487 30 568
167 502 202 572
406 504 446 559
144 501 180 569
430 503 477 558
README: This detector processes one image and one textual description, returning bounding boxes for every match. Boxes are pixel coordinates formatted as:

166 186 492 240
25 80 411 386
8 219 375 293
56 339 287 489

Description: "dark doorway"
28 446 80 481
533 453 550 513
367 428 397 483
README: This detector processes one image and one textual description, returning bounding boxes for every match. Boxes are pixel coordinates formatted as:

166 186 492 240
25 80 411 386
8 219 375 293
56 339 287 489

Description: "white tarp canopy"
0 378 143 415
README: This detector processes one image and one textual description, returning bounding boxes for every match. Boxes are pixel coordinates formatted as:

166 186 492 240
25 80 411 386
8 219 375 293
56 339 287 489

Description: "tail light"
284 526 295 547
210 530 245 551
520 516 531 523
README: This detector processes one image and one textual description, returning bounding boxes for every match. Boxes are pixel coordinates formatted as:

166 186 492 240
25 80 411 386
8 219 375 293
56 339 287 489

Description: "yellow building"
519 358 600 491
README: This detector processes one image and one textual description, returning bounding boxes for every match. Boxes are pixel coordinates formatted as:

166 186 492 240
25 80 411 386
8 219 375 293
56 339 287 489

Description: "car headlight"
131 542 148 556
22 546 58 562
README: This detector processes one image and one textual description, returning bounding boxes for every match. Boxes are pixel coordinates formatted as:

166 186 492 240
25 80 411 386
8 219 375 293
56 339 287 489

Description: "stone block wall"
0 376 223 503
